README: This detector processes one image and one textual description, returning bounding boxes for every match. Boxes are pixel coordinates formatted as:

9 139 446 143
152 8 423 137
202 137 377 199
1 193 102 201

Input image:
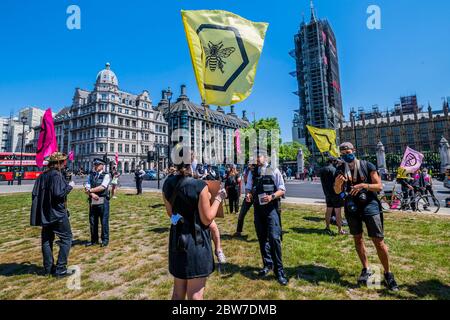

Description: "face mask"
342 153 356 163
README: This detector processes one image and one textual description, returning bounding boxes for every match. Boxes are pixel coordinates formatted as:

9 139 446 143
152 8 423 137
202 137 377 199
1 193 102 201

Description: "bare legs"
172 277 207 300
209 220 222 253
353 234 391 273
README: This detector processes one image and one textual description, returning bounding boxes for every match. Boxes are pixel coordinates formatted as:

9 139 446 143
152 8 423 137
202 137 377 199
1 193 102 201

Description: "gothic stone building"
339 99 450 155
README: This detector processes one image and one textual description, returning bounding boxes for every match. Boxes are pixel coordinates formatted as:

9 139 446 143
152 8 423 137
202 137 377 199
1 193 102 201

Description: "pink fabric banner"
115 152 119 165
68 150 74 161
235 129 241 154
36 108 58 167
400 146 424 173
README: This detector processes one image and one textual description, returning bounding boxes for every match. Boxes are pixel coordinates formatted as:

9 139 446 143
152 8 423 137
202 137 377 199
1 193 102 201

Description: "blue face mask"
342 153 356 163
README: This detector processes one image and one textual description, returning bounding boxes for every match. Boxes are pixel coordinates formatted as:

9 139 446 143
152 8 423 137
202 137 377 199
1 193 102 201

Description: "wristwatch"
271 194 276 201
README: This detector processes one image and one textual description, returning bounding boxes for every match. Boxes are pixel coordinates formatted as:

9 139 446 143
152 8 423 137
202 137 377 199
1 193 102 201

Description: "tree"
240 117 281 161
279 141 310 164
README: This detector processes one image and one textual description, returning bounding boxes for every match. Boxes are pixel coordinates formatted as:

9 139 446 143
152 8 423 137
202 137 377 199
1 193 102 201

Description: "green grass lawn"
0 190 449 300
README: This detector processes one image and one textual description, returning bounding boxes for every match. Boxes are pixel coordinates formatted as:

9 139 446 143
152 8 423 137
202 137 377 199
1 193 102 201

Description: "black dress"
163 175 215 279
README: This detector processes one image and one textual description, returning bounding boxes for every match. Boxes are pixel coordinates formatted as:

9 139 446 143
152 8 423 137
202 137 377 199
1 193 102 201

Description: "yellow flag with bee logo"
181 10 268 106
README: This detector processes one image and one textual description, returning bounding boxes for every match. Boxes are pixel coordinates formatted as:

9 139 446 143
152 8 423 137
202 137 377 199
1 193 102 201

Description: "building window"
101 94 107 101
125 144 130 153
118 144 123 152
110 143 114 152
126 119 130 127
125 109 129 115
96 143 105 152
119 118 123 126
132 145 136 153
144 133 149 141
132 132 137 140
110 129 115 138
125 131 130 139
118 130 123 139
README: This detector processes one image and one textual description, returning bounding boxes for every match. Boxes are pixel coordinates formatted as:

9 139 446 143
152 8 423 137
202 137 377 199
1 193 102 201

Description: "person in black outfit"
245 154 288 286
319 158 346 235
135 166 145 195
225 166 241 214
30 152 75 277
234 164 254 237
162 163 227 300
85 158 111 247
334 142 399 291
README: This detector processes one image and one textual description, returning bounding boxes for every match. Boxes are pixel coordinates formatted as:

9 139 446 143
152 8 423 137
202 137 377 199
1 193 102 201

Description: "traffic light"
147 151 155 162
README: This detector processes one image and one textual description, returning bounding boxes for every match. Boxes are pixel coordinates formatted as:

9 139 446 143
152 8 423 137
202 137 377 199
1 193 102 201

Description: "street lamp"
166 87 173 166
18 116 27 185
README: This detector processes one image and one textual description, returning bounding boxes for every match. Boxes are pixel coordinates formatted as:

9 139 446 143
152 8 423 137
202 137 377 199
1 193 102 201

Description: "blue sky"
0 0 449 142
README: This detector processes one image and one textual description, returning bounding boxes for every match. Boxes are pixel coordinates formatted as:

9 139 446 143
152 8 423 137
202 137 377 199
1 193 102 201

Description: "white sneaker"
215 250 226 264
112 196 117 199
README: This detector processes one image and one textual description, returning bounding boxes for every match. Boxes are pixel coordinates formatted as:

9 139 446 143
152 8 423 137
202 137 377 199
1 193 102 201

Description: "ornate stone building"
68 63 168 172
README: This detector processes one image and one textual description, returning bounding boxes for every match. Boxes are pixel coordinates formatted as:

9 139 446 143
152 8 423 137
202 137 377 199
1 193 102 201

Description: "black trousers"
136 179 143 194
236 199 253 233
254 203 284 275
228 196 240 213
41 215 72 274
89 201 110 244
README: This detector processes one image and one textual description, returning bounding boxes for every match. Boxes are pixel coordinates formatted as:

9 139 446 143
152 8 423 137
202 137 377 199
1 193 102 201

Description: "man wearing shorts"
334 142 399 291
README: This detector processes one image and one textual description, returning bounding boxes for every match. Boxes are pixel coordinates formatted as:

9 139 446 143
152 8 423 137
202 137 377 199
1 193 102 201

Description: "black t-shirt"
319 164 337 198
162 175 207 226
336 161 380 216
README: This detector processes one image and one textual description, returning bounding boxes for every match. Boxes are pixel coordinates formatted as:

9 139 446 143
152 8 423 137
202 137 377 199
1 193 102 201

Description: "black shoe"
258 267 272 277
53 269 76 278
384 272 399 291
44 265 56 276
324 228 334 236
357 268 373 286
276 272 288 286
100 242 109 247
85 242 99 247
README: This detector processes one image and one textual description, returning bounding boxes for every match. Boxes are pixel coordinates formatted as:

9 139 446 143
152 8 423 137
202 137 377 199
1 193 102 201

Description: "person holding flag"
30 152 75 277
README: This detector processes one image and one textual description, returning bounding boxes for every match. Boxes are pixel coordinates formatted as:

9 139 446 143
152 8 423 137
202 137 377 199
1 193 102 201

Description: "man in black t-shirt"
334 142 399 291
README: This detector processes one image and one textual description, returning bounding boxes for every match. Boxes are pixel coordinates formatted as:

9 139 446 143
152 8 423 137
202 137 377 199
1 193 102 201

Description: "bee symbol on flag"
204 41 236 73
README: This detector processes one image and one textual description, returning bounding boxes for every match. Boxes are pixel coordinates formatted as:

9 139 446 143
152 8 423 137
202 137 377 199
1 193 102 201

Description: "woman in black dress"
225 167 241 214
163 163 226 300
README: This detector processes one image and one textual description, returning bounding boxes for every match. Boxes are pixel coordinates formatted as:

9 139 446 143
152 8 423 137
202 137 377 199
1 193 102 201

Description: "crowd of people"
30 140 404 300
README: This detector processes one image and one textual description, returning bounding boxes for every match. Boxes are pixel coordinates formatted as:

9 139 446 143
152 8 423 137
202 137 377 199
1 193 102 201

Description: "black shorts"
345 201 384 238
326 196 343 209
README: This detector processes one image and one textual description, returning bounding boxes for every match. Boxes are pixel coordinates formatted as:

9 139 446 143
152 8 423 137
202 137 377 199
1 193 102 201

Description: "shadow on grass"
71 239 89 247
403 279 450 300
221 234 257 243
291 227 330 236
148 227 169 234
219 263 355 288
149 203 165 209
303 216 324 223
0 262 43 277
289 264 356 288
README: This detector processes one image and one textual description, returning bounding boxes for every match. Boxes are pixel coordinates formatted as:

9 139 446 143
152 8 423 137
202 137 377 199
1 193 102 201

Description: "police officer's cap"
93 158 106 166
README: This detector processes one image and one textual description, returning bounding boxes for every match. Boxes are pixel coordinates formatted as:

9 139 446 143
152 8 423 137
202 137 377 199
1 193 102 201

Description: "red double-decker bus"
0 152 43 181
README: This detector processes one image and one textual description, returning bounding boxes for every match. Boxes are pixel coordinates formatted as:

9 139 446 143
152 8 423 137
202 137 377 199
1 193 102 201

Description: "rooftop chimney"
177 84 189 102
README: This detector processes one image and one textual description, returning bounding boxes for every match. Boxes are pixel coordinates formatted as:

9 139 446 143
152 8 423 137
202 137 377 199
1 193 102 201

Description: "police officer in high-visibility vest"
85 158 111 247
245 154 288 285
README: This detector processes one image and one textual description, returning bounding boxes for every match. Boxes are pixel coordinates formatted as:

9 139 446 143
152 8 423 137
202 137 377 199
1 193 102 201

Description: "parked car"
143 169 165 180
